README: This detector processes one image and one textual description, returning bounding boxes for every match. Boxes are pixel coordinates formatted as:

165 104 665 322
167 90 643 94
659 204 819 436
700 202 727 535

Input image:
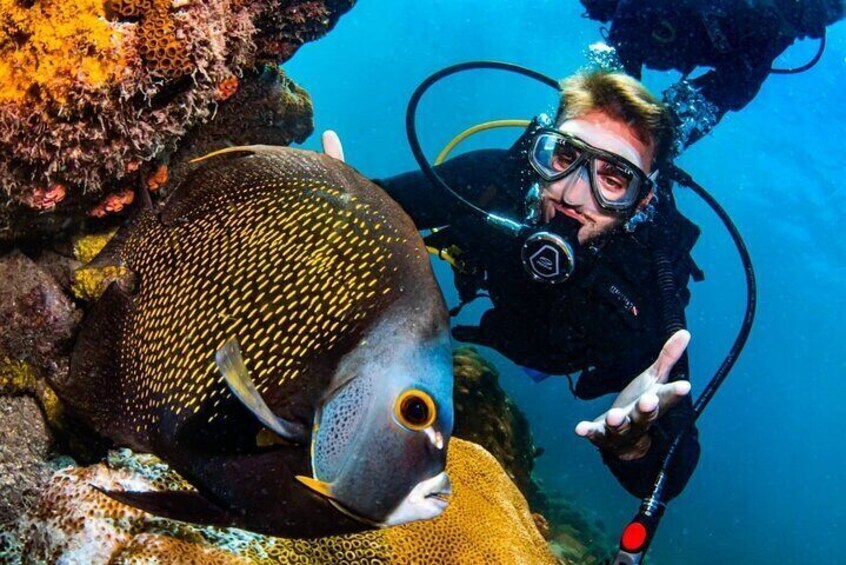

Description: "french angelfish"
56 146 454 537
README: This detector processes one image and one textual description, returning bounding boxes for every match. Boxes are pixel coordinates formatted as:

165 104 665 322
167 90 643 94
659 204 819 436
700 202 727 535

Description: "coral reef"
105 0 192 80
252 0 341 61
542 491 616 564
17 440 559 564
0 0 354 242
0 0 124 104
452 346 541 500
451 346 615 564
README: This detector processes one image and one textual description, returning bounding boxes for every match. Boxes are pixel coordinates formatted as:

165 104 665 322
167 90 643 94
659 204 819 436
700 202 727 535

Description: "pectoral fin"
93 487 236 528
295 475 336 499
215 337 308 444
295 476 382 528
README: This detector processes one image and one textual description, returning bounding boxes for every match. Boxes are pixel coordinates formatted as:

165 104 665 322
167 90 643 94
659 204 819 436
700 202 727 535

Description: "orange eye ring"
394 389 437 431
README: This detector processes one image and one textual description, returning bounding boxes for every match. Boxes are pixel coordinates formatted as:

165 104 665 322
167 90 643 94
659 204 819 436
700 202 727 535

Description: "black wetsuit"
376 147 702 501
600 0 843 134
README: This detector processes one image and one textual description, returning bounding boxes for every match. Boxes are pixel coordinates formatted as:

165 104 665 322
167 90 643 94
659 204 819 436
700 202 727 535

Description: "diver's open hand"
321 130 346 162
575 330 692 460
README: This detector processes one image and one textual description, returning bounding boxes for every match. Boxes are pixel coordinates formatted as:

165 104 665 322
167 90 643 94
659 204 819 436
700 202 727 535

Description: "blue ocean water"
287 2 846 563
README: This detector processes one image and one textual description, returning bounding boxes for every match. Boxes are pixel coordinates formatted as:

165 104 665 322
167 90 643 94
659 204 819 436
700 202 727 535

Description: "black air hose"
652 246 686 336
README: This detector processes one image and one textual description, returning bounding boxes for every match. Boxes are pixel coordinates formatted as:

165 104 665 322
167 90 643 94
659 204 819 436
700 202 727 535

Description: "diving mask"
529 129 657 214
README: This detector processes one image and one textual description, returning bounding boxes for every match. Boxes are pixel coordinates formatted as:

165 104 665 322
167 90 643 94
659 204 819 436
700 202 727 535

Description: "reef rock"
0 396 56 530
0 0 353 241
0 250 81 530
0 251 81 375
17 439 559 564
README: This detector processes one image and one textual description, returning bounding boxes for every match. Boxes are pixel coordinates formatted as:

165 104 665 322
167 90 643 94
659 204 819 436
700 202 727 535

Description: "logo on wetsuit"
608 284 639 317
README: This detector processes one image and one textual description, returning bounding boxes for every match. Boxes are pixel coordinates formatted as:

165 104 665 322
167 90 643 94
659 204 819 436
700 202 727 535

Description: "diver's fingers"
321 130 345 162
575 419 606 442
651 330 691 383
655 380 691 411
629 392 660 430
604 407 630 437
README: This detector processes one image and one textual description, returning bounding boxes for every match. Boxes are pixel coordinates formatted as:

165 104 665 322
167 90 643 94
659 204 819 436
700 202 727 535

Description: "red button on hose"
621 522 648 552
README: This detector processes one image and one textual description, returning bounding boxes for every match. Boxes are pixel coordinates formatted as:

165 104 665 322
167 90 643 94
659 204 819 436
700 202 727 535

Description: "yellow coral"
25 440 560 564
381 440 557 564
72 264 131 301
0 357 37 395
36 382 64 430
0 0 126 104
0 357 64 429
72 230 126 300
73 230 118 264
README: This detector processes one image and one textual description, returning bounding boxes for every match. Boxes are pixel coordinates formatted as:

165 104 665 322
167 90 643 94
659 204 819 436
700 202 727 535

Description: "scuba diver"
580 0 845 148
323 70 702 501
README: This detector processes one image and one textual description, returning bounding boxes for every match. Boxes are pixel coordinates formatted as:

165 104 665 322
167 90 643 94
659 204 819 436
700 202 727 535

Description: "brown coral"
0 251 81 373
252 1 333 61
104 0 192 79
21 440 559 564
0 395 59 530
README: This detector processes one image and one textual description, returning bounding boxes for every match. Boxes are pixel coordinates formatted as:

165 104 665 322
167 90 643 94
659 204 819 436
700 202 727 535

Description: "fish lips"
381 470 453 527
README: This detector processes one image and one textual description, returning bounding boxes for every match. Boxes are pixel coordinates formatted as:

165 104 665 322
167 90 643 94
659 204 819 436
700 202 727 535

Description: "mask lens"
593 158 636 202
530 133 580 180
552 138 581 172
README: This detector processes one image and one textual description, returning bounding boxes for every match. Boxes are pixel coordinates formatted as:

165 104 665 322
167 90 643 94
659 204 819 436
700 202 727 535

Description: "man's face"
540 110 655 244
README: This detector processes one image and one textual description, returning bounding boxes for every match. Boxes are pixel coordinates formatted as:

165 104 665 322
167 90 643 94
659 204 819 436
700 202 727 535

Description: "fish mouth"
382 471 452 526
424 472 452 506
424 489 451 508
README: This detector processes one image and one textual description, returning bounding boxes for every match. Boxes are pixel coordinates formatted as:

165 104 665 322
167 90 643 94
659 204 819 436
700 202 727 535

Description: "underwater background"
287 2 846 564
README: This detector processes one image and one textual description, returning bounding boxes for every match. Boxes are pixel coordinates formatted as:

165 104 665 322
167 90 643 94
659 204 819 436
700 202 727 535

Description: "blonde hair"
557 71 673 165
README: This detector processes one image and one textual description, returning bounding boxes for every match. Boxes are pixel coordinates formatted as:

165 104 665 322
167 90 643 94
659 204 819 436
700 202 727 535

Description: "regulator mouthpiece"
521 231 576 284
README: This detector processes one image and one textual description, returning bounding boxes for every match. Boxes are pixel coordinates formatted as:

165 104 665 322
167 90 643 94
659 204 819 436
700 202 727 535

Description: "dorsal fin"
189 145 268 164
159 145 286 227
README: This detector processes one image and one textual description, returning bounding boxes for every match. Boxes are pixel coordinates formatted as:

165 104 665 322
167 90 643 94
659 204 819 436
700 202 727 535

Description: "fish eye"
394 389 437 431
